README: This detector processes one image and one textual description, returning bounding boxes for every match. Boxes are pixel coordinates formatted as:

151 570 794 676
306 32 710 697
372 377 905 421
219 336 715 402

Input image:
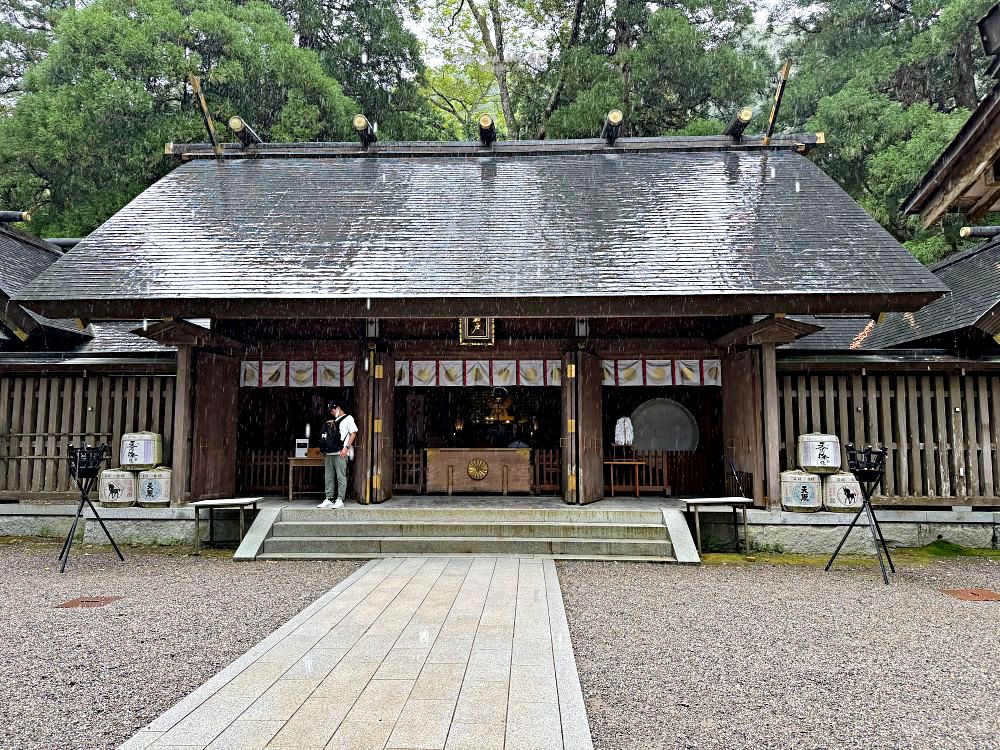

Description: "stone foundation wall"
698 509 1000 554
0 504 243 546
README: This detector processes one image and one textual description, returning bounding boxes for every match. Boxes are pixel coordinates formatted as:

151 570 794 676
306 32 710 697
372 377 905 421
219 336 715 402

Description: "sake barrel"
823 472 863 513
137 467 171 508
796 433 841 474
120 432 162 470
781 470 822 512
99 469 136 507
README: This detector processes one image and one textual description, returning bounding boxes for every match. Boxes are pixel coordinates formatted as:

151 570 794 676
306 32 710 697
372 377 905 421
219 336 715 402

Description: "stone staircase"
240 505 697 562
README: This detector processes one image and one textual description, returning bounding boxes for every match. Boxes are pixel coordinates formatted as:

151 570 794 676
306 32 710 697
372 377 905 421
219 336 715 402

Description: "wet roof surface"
18 150 945 303
860 240 1000 348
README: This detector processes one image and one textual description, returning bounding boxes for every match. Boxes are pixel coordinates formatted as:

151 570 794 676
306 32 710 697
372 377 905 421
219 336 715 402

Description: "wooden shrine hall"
15 129 946 507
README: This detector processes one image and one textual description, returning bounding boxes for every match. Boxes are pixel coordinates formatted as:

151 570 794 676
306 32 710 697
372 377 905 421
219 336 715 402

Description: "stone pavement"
119 557 593 750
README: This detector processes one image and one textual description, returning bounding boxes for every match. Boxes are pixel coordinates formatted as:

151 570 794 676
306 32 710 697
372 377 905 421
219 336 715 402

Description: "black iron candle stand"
825 444 895 585
58 444 125 574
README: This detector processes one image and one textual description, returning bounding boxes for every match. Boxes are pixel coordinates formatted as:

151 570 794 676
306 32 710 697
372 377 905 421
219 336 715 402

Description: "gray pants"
324 454 348 502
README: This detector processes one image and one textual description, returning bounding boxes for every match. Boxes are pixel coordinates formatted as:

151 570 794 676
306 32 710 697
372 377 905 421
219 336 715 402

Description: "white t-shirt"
325 415 359 459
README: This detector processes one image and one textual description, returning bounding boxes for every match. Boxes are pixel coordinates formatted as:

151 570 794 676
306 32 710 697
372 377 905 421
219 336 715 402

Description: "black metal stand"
58 444 125 574
825 444 894 585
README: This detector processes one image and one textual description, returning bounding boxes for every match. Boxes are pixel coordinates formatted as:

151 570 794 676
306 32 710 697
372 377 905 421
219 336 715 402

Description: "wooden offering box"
425 448 532 495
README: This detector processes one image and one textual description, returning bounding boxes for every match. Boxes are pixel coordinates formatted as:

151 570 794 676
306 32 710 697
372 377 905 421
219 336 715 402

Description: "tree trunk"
536 0 586 139
955 31 978 110
465 0 519 137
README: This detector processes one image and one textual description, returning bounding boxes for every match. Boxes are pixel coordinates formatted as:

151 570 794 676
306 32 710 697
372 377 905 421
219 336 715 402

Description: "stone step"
271 520 670 541
258 552 677 562
281 507 666 525
260 535 674 557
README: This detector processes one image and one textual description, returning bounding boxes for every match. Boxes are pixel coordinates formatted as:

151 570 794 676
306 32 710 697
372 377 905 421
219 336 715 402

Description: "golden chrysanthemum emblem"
467 458 489 481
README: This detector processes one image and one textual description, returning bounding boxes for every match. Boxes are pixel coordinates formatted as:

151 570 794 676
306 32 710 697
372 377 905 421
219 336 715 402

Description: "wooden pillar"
761 343 781 509
561 351 578 504
189 351 239 501
170 345 193 505
561 349 604 504
350 345 372 503
371 349 394 503
722 349 766 507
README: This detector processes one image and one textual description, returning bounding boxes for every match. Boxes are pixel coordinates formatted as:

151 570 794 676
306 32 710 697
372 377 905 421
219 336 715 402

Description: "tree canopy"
0 0 994 258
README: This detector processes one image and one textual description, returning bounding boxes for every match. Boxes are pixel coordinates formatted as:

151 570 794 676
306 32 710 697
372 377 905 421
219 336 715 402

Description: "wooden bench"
685 497 753 554
191 497 261 554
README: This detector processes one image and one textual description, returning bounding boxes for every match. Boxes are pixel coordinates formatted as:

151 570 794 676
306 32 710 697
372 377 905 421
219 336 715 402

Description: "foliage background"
0 0 993 259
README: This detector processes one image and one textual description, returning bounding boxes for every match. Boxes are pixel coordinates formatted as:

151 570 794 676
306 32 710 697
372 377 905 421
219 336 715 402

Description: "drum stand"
58 445 125 574
825 444 894 585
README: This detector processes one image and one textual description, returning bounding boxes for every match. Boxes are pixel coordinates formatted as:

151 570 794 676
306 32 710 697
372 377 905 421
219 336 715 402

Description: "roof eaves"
902 79 1000 217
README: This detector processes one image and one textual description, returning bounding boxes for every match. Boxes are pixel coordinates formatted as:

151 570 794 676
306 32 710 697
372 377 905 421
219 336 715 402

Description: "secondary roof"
17 138 946 319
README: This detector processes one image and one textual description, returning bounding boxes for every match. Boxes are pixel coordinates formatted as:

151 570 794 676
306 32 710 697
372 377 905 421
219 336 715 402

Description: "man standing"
318 399 358 509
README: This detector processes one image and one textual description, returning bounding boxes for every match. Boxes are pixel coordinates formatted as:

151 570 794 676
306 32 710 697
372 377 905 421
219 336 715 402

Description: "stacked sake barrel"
99 432 171 508
781 433 862 512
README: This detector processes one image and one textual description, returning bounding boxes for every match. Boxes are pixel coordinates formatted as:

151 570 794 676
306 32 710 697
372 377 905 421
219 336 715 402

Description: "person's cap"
326 400 340 412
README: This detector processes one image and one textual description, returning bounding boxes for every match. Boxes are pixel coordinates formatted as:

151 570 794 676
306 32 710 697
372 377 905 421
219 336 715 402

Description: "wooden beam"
714 316 823 349
919 119 1000 227
21 290 945 321
170 345 194 505
761 343 781 508
134 319 243 351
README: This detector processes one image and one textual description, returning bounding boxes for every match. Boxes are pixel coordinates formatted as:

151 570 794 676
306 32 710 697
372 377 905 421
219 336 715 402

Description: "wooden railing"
237 450 323 494
0 375 175 496
393 449 425 492
533 449 561 493
778 371 1000 502
603 450 714 496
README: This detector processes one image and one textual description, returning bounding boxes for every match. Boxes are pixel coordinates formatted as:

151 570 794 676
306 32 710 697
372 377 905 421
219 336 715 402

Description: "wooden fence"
604 450 714 496
0 375 175 496
778 371 1000 502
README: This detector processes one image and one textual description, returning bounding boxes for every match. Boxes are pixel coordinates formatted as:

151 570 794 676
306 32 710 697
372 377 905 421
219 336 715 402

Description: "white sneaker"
317 500 335 509
332 499 344 509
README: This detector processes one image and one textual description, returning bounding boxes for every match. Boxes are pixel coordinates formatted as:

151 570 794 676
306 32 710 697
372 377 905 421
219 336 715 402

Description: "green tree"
531 5 772 139
266 0 441 139
0 0 76 100
776 0 994 261
0 0 356 235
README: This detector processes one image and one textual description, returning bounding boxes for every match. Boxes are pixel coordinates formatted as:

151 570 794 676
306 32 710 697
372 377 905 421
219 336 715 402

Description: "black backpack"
320 416 347 453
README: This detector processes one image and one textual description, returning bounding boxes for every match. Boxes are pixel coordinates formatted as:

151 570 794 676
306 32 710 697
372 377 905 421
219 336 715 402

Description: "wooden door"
562 350 604 504
576 351 604 504
371 350 394 503
190 351 239 500
722 349 765 505
561 352 579 503
350 348 372 503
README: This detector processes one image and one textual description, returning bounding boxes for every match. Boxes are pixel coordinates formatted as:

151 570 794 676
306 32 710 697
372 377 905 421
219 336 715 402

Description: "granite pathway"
119 557 593 750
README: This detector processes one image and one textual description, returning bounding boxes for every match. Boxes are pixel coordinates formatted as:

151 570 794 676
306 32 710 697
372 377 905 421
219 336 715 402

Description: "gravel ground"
0 539 362 750
558 556 1000 750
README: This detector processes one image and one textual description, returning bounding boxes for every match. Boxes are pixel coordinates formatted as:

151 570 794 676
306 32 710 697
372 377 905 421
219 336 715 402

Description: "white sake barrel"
137 467 171 507
99 469 136 507
120 432 162 470
797 433 841 474
823 472 863 512
781 470 822 512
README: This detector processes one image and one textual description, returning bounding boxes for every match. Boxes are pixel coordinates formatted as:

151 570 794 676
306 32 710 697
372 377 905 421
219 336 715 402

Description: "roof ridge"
0 223 64 260
930 237 1000 272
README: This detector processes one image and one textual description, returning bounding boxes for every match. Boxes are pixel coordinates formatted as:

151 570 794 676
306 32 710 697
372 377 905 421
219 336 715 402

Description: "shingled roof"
16 139 947 319
0 223 173 357
857 239 1000 349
